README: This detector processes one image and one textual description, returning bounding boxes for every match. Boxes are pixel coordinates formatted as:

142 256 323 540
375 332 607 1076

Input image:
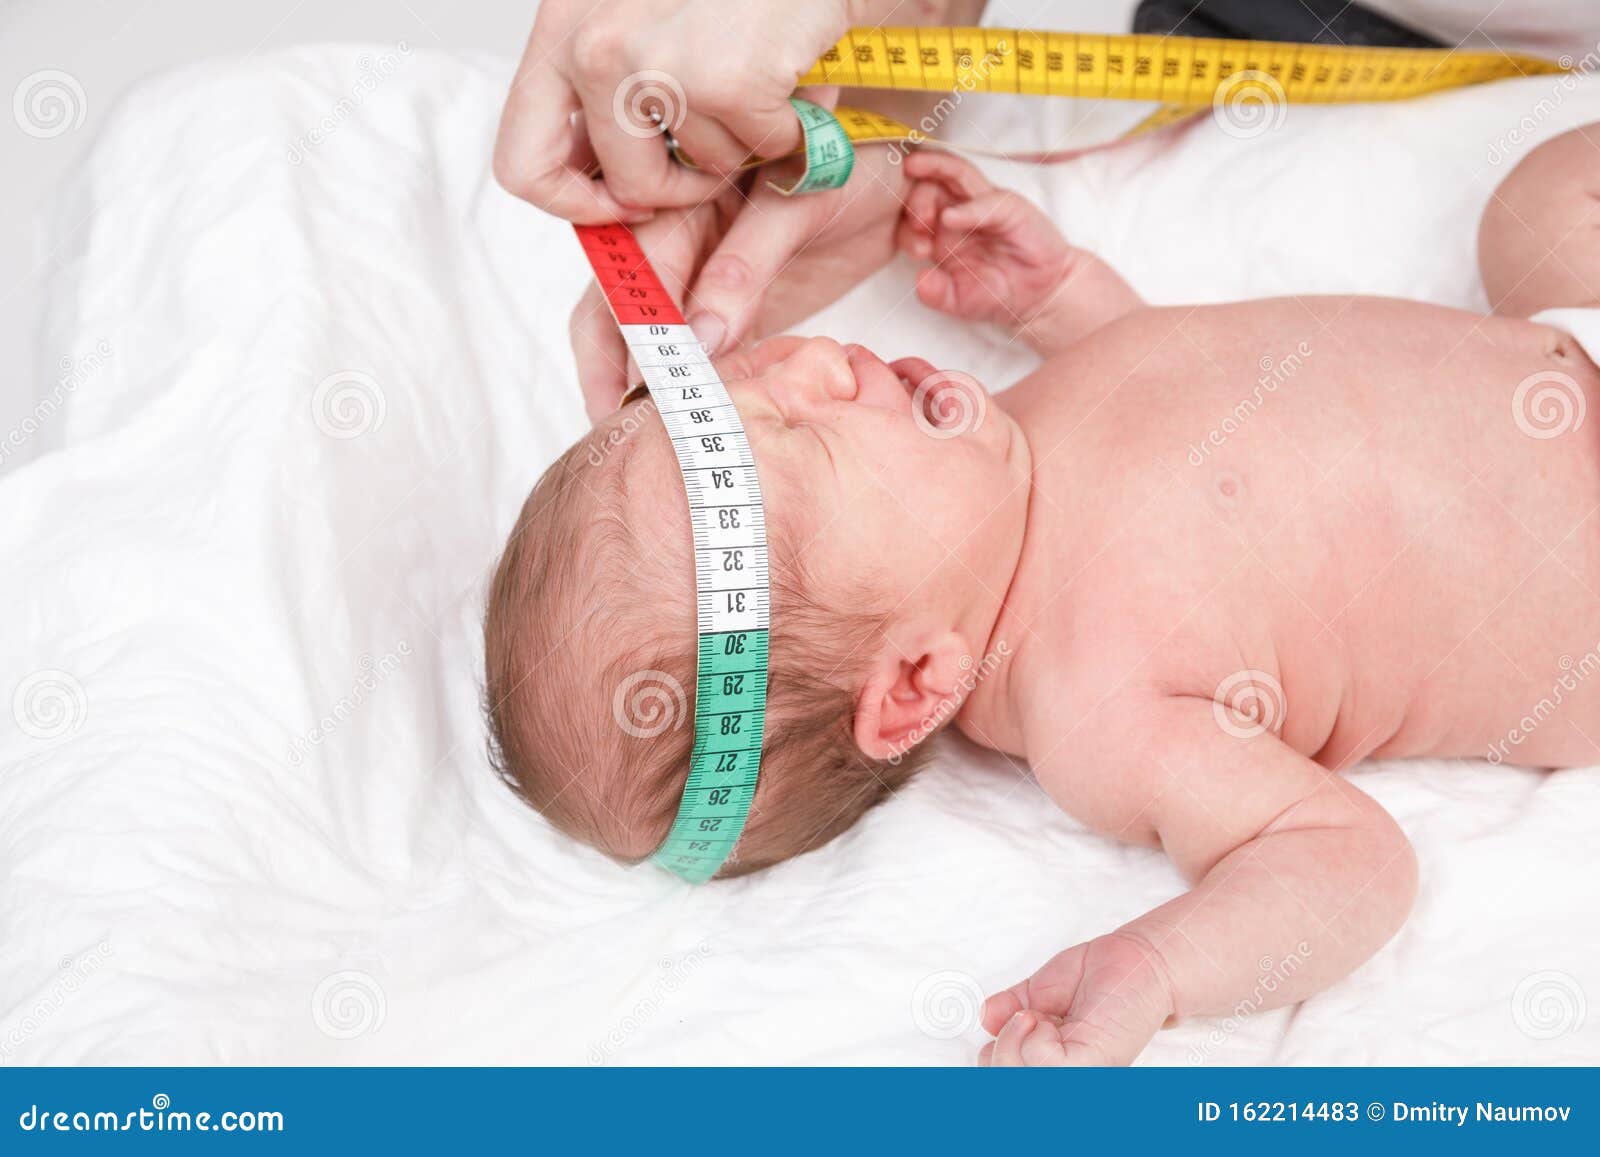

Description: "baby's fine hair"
483 412 933 876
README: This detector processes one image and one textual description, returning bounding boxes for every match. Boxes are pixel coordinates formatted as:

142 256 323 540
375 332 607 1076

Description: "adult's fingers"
669 114 758 175
683 197 818 355
575 56 726 211
570 283 632 421
494 63 650 223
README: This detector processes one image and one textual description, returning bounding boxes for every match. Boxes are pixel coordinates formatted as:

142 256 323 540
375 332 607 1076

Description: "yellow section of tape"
800 27 1561 102
675 30 1563 177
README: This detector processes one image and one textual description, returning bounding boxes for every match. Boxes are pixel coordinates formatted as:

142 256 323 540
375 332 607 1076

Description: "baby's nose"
783 337 858 402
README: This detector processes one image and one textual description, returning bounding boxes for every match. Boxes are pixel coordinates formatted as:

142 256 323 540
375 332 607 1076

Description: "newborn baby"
486 123 1600 1065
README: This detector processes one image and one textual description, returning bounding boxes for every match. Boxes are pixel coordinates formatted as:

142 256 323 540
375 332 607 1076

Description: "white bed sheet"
4 27 1600 1065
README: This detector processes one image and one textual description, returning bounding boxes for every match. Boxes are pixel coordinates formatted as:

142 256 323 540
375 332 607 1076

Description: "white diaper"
1530 307 1600 369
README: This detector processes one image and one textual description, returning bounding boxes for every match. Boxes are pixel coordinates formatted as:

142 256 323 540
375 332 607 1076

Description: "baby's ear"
852 629 971 761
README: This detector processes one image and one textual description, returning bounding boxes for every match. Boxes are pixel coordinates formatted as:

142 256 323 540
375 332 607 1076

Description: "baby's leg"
1480 122 1600 316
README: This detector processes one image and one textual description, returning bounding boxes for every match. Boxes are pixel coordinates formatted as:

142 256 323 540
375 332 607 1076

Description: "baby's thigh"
1479 122 1600 316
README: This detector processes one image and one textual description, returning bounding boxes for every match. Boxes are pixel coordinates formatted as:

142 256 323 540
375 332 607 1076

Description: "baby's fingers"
901 177 953 254
934 190 1040 260
902 148 994 199
987 1011 1070 1067
981 985 1027 1036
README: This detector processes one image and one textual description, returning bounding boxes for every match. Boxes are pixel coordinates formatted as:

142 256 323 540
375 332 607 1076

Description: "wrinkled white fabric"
3 39 1598 1064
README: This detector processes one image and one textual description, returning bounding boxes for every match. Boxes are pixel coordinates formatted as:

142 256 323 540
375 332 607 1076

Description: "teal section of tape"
651 628 771 883
768 97 855 195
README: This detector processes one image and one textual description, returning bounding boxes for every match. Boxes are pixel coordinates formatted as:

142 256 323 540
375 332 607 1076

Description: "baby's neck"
952 424 1047 761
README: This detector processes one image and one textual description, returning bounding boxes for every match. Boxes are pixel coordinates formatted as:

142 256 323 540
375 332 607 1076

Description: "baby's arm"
984 695 1417 1066
1480 122 1600 315
896 150 1143 355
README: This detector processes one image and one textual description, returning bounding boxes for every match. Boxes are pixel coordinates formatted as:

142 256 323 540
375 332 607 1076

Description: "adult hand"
494 0 872 221
569 144 911 420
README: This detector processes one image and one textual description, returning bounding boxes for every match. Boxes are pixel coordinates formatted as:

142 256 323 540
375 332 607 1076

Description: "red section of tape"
574 223 686 327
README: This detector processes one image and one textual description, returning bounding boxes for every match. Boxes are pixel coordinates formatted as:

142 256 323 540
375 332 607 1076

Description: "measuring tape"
574 27 1563 881
574 223 770 884
665 27 1565 182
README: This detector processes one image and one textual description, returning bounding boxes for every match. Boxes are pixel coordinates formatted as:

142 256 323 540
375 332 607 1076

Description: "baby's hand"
896 150 1072 336
979 932 1174 1066
895 150 1143 355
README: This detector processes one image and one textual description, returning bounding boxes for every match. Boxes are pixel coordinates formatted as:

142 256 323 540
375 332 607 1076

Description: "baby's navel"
1544 330 1574 363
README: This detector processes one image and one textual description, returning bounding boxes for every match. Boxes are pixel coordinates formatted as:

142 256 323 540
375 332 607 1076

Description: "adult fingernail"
621 209 655 224
688 312 727 354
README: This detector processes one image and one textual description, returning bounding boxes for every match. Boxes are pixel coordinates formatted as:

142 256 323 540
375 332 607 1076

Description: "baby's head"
484 336 1029 876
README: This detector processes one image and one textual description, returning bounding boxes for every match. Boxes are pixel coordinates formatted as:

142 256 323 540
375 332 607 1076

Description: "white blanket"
4 34 1600 1064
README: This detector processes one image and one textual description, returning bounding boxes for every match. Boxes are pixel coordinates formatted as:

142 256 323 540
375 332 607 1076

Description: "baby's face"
628 335 1030 612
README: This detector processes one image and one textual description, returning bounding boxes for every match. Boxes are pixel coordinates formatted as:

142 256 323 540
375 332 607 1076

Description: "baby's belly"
1027 297 1600 771
1255 306 1600 769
